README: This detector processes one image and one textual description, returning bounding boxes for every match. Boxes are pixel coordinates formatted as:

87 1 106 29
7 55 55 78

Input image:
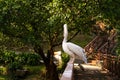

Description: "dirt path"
74 60 119 80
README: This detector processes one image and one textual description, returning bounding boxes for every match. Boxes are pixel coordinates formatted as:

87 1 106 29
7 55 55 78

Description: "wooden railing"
84 36 99 53
84 36 107 55
102 54 120 78
84 31 117 55
60 58 74 80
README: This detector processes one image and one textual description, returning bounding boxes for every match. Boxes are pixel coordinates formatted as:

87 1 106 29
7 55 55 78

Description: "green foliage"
0 51 41 66
0 52 4 65
23 65 46 80
99 0 120 21
7 62 23 71
0 0 120 53
26 54 41 66
0 66 6 75
0 51 16 65
6 61 23 80
0 0 120 47
0 0 104 50
0 75 8 80
57 52 69 73
15 53 28 65
24 65 45 74
3 51 16 64
0 0 50 46
18 53 41 66
61 52 69 64
47 0 99 33
0 65 46 80
17 53 41 66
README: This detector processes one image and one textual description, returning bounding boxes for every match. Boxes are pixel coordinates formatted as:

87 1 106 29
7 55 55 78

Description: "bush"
16 53 29 65
7 62 23 71
7 62 23 80
0 66 7 75
26 53 41 66
0 51 41 66
4 51 16 64
16 53 41 66
0 51 16 65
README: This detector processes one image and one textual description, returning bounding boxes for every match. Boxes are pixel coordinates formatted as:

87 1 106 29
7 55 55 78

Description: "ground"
74 59 119 80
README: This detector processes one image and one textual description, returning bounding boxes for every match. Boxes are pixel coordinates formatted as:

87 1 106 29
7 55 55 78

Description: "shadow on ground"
74 61 119 80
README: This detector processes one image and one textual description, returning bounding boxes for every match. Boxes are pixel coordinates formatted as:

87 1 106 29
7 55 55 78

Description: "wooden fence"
102 54 120 78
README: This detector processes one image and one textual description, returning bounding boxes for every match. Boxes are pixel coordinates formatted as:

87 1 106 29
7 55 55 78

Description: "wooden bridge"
60 30 120 80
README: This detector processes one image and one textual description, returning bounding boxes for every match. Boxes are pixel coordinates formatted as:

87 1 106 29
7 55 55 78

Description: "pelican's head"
63 24 68 38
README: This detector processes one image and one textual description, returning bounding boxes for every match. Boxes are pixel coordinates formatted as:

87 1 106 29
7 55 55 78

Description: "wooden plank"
60 59 74 80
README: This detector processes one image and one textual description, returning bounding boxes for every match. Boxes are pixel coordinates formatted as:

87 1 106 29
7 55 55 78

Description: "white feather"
67 42 87 63
62 24 87 64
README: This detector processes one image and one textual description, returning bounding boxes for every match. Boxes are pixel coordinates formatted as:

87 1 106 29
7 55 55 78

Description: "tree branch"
53 30 80 47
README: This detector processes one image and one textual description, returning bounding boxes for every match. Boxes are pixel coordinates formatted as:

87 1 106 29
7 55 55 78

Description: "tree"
0 0 60 80
98 0 120 55
0 0 120 80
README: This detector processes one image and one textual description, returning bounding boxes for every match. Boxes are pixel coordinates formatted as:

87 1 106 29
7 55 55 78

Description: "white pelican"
62 24 87 64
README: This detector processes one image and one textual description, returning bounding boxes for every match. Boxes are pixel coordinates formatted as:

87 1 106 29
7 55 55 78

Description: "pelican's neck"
63 24 68 42
63 36 67 42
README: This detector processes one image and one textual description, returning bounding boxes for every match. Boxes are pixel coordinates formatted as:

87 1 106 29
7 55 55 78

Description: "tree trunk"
46 61 59 80
34 45 59 80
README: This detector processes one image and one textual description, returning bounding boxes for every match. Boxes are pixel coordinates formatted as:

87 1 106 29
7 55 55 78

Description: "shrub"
26 53 41 66
15 53 28 65
7 62 23 71
16 53 41 66
3 51 16 64
7 62 23 80
0 51 41 66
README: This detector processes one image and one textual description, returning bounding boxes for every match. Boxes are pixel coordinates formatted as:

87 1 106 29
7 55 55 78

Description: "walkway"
74 59 119 80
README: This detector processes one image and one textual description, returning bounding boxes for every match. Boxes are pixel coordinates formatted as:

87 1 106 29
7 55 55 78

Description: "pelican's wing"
67 42 87 63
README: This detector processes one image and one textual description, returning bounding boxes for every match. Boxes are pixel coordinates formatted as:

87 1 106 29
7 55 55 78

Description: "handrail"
102 54 120 78
60 58 74 80
86 36 99 46
84 36 99 50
